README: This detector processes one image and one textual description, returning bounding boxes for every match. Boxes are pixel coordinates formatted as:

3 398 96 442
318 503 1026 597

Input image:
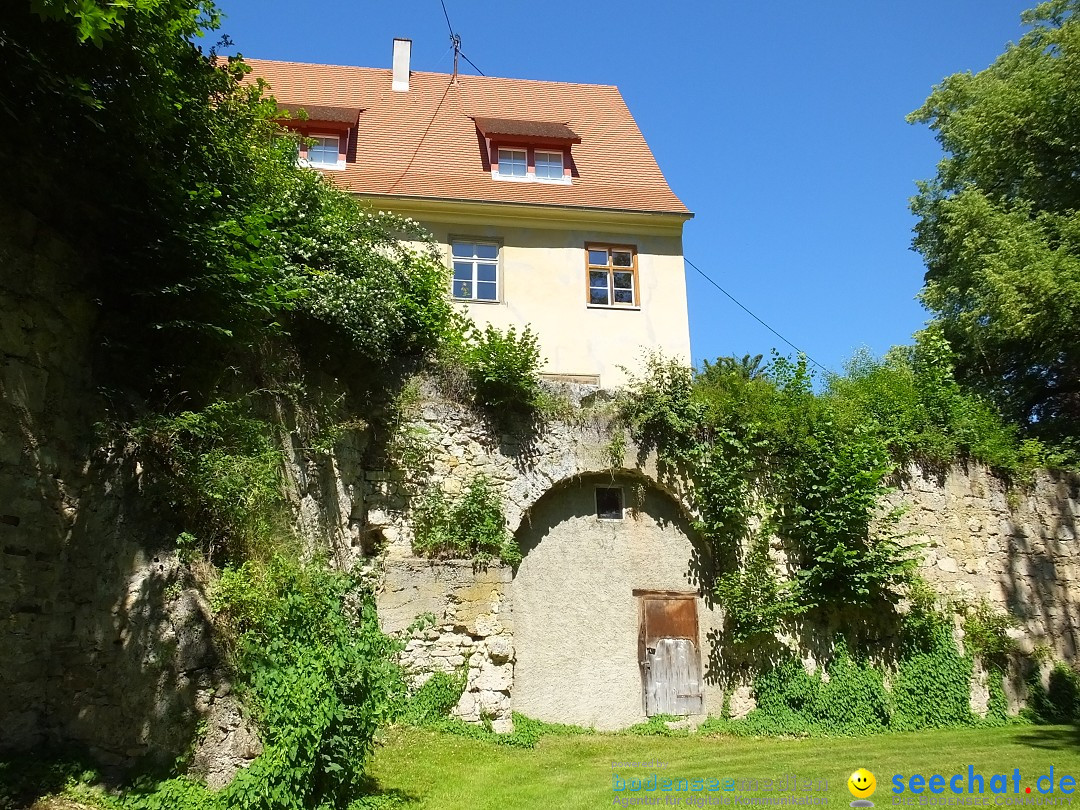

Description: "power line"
438 0 485 77
439 0 453 37
684 257 830 374
460 51 485 76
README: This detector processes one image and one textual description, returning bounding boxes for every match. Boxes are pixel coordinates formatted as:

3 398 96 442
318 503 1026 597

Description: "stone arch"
509 471 724 730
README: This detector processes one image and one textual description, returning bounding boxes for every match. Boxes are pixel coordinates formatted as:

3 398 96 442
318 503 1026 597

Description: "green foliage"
454 323 543 412
962 599 1018 668
211 556 405 810
131 400 288 563
412 476 520 565
908 1 1080 446
420 712 589 749
1027 662 1080 723
708 586 1025 738
621 352 916 637
623 715 689 737
622 343 1053 642
828 330 1059 477
398 671 467 727
4 0 453 407
714 540 802 643
732 645 891 738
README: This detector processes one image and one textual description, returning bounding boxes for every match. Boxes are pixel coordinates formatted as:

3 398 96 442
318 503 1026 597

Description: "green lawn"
367 725 1080 809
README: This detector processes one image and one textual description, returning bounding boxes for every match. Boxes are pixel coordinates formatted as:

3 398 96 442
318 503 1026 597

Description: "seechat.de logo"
849 768 877 807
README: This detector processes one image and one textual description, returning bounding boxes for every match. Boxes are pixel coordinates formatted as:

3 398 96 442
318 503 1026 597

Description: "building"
245 39 692 388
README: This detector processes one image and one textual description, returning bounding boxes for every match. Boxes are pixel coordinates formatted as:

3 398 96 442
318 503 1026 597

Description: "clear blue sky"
215 0 1033 375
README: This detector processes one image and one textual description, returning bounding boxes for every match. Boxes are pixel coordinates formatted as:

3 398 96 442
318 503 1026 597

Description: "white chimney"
392 38 411 92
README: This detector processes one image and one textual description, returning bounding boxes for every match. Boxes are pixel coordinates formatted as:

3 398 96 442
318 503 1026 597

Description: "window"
587 245 637 307
497 148 527 178
535 150 564 180
596 486 624 520
451 241 499 301
307 135 340 167
491 146 569 183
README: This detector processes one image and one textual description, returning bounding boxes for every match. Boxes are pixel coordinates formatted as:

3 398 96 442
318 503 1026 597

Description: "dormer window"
535 150 564 180
474 117 580 186
306 135 341 168
497 149 527 179
275 104 361 172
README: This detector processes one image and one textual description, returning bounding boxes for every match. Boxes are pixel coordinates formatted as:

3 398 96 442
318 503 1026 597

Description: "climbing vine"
620 341 1049 643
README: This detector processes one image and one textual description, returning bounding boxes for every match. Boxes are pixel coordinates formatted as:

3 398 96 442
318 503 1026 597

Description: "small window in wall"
534 150 564 180
451 241 499 301
596 486 624 520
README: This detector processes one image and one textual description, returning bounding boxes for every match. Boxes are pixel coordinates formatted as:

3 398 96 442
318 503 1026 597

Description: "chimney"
392 38 411 92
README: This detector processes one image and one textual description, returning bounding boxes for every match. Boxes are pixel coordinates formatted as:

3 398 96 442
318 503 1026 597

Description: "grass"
365 724 1080 809
7 726 1080 809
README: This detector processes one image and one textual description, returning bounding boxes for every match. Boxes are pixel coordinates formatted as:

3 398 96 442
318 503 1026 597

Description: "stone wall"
379 559 515 731
373 393 1080 728
890 464 1080 660
0 203 257 779
7 191 1080 763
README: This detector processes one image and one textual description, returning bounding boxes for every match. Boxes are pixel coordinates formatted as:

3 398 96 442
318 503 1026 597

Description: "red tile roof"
243 59 691 217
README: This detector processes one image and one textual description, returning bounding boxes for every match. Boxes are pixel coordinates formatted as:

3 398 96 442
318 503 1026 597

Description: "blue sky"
215 0 1033 375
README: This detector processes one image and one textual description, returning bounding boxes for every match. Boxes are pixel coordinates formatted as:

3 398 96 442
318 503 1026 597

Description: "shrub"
399 670 466 727
412 476 521 565
213 556 405 810
131 400 289 563
463 324 543 411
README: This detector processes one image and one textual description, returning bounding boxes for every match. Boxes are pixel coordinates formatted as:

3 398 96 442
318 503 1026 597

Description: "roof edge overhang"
351 193 693 236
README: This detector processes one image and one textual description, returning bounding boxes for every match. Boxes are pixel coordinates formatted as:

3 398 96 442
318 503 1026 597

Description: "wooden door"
638 593 704 716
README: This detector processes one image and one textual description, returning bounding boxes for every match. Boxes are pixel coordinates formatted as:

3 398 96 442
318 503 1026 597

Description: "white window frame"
495 148 527 179
534 149 564 180
303 133 343 170
490 143 571 185
450 239 501 303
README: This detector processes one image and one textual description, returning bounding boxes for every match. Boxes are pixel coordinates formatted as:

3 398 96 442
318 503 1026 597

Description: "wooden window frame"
585 243 639 308
449 238 501 303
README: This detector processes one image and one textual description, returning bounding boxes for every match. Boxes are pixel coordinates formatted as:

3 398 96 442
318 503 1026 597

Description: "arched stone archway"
511 472 724 729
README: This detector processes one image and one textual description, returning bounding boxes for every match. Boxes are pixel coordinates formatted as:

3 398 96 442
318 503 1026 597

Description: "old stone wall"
0 203 256 779
372 392 1080 728
890 464 1080 659
7 191 1080 761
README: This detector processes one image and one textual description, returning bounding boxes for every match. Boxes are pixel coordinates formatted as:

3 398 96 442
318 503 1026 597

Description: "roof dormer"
277 104 362 171
473 117 580 185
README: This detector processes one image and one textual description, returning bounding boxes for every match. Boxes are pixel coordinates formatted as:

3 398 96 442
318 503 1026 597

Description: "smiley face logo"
848 768 877 799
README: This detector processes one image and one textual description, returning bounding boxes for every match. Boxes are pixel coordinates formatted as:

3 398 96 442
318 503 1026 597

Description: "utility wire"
460 51 485 76
438 0 486 76
684 257 829 373
439 0 454 37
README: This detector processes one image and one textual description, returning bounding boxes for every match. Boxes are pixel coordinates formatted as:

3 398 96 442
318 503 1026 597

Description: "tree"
908 0 1080 443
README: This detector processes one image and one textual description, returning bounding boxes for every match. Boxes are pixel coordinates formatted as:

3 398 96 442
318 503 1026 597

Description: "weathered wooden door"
638 593 704 716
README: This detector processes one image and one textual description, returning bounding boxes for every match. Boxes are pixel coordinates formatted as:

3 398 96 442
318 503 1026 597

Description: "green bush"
399 670 467 727
211 556 405 810
1027 662 1080 724
826 330 1053 477
131 400 289 563
462 324 543 411
412 476 521 565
